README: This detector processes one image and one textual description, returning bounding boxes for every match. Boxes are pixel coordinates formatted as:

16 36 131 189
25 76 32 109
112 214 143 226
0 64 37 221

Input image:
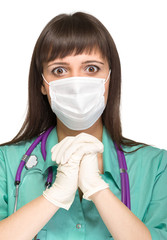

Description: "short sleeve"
143 150 167 239
0 148 8 220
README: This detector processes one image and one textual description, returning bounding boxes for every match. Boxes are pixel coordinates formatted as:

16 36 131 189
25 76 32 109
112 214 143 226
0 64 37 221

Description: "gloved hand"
43 133 103 210
78 150 109 201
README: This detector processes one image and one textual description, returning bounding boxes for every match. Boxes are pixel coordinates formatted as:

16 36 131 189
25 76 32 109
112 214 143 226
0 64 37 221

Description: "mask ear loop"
105 69 111 84
42 74 50 85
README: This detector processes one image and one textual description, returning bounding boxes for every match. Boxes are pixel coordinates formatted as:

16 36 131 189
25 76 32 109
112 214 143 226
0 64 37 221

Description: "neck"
56 118 103 143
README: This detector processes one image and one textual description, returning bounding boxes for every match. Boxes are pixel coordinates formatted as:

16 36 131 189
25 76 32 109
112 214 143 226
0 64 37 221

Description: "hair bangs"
39 13 109 69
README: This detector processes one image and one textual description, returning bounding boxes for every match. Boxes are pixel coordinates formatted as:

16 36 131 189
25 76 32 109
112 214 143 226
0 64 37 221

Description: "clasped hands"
43 133 109 210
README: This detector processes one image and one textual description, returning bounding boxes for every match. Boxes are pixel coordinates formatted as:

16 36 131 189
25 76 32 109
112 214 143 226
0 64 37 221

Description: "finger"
51 133 103 165
65 142 103 164
64 133 103 159
75 133 103 145
51 136 74 164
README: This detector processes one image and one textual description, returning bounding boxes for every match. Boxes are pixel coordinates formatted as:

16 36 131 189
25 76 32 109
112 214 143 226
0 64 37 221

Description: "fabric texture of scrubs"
0 126 167 239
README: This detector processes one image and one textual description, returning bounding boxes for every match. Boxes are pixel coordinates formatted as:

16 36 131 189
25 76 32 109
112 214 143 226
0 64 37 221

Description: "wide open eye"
52 67 67 76
85 65 100 73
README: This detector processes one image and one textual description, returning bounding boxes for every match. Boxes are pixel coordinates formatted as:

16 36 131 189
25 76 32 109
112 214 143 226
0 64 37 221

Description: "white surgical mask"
42 70 111 130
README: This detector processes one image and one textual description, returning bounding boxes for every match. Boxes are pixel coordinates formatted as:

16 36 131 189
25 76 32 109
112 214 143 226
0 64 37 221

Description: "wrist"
90 187 111 202
41 195 60 212
82 182 109 201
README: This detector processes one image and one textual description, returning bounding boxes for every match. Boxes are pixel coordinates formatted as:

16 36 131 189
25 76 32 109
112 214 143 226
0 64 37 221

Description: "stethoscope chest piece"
25 155 38 170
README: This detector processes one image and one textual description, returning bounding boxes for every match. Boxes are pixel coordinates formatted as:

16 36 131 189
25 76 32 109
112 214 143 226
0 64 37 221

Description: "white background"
0 0 166 149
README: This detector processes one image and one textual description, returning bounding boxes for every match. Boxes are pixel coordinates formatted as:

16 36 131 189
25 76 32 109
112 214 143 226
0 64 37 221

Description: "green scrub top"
0 126 167 239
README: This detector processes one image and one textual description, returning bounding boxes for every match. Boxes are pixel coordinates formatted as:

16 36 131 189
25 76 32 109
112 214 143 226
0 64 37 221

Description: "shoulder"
0 138 36 161
123 144 167 175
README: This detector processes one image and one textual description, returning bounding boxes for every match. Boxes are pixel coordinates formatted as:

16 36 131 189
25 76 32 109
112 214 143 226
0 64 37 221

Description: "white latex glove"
43 133 103 210
79 153 109 201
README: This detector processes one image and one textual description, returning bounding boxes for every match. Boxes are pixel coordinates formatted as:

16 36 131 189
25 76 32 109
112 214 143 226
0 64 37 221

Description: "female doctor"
0 12 167 240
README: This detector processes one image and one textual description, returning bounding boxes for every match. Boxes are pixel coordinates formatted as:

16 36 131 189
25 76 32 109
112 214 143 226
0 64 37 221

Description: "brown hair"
0 12 146 151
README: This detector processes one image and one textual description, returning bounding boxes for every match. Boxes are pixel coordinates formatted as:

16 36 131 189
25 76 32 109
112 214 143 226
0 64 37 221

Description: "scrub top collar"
44 125 121 190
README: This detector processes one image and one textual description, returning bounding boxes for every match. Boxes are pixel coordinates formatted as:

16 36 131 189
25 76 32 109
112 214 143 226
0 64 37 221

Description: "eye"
52 67 67 76
85 65 100 73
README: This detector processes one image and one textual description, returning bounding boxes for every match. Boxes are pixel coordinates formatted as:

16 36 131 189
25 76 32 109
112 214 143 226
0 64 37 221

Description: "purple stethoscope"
14 126 131 239
14 127 54 213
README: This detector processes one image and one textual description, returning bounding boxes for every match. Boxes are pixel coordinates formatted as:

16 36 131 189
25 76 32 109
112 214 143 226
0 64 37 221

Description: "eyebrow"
47 60 104 68
47 62 69 68
82 60 104 65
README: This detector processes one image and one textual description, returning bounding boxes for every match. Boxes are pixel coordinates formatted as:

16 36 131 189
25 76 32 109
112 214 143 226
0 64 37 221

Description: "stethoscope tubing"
15 127 54 183
15 134 43 183
125 172 131 209
114 143 131 210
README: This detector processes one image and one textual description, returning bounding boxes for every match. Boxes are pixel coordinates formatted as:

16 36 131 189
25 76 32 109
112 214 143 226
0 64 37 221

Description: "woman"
0 12 166 240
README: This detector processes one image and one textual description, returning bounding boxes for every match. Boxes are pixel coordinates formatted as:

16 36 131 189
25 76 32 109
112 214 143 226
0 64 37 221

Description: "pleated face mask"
42 70 111 130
